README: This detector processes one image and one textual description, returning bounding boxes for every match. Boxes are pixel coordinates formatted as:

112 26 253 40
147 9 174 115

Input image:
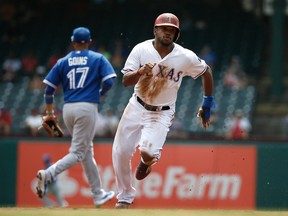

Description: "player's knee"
72 151 85 162
113 144 135 159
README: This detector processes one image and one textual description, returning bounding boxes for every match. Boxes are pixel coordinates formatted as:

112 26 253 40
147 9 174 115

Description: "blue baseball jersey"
44 50 116 104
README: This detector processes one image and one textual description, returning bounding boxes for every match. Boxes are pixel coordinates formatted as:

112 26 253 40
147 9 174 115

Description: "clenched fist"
137 63 156 76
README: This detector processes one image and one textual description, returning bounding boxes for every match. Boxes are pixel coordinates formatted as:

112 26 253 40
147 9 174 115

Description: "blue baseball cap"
71 27 92 43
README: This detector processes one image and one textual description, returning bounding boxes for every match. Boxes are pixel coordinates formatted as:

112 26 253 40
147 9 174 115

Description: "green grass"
1 208 288 216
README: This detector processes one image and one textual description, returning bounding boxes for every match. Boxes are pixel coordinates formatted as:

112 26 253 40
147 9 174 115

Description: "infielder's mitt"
42 115 64 137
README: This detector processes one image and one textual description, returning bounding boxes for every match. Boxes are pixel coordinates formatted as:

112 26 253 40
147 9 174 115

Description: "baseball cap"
71 27 92 43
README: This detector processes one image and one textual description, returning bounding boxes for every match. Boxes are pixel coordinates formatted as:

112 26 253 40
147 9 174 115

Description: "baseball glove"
41 115 64 137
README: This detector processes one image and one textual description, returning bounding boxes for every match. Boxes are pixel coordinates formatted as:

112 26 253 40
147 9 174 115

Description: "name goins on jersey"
68 56 88 66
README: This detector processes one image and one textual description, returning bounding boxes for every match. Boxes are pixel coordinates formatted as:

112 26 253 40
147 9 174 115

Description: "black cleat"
135 161 152 180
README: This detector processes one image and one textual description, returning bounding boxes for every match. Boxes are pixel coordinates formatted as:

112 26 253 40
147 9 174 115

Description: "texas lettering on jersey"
156 64 182 82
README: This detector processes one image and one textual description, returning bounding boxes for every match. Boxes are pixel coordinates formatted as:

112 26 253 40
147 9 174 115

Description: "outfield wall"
0 138 287 209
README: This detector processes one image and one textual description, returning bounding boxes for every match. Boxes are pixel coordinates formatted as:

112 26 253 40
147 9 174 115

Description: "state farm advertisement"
17 141 256 209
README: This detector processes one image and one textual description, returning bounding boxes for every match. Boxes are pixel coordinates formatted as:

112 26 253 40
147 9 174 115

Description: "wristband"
201 96 216 109
44 94 54 104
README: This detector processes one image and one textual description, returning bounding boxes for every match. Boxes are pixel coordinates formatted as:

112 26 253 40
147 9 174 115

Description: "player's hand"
197 107 210 129
197 96 215 129
137 63 156 76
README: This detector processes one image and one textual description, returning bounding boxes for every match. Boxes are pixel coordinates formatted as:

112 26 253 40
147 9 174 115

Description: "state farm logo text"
132 166 241 200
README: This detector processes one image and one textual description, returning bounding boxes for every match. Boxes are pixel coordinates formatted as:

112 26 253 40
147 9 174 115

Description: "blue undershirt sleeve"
100 77 115 96
45 85 56 95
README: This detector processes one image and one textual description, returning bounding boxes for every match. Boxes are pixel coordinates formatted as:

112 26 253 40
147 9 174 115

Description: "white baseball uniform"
112 39 208 204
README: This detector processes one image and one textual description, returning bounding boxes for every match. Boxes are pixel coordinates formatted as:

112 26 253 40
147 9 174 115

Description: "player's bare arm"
122 63 155 87
197 66 215 129
201 66 214 96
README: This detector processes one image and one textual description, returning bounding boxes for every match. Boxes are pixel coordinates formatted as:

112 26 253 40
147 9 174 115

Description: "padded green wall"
257 144 288 209
0 140 17 206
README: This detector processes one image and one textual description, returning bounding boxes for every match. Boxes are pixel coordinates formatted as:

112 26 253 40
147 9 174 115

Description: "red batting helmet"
154 13 180 41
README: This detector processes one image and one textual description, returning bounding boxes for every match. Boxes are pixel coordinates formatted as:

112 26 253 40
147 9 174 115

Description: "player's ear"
71 41 77 47
153 27 157 36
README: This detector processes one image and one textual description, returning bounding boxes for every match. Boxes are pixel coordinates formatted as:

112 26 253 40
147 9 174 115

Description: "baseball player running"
36 27 116 207
112 13 215 208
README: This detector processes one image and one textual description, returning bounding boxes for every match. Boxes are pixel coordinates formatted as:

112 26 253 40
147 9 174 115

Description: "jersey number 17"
67 67 89 89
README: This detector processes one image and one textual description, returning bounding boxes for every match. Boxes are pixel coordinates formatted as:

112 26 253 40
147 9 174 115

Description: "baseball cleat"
135 161 152 180
59 200 69 208
36 170 47 198
94 191 115 207
115 201 131 209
